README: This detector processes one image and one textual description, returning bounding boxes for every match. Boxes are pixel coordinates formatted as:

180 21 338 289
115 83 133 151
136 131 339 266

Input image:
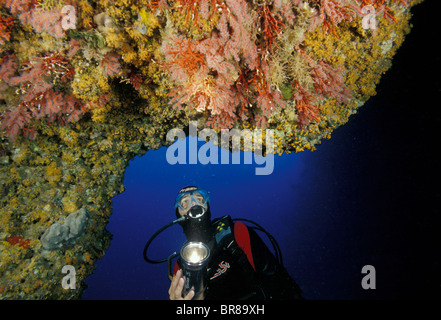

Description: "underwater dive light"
180 241 210 298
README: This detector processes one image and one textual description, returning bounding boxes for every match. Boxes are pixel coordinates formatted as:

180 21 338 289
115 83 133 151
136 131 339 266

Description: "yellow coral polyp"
138 8 160 37
34 0 64 12
45 162 62 186
61 196 79 214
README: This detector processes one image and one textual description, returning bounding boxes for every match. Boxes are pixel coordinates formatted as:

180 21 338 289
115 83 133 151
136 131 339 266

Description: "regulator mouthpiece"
188 205 205 219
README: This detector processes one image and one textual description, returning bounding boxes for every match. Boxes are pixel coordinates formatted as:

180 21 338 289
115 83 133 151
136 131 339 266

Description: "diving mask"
175 188 210 215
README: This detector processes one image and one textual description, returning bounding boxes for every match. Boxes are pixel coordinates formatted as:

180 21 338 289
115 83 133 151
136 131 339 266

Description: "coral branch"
297 47 352 103
128 72 142 91
1 88 85 141
8 52 72 102
0 49 85 142
293 80 321 126
0 103 31 142
249 61 286 126
1 1 76 38
176 0 220 28
29 9 64 38
358 0 409 22
0 55 16 84
100 52 121 77
222 0 259 70
257 3 285 53
161 35 206 82
0 0 35 15
310 0 358 36
0 15 14 45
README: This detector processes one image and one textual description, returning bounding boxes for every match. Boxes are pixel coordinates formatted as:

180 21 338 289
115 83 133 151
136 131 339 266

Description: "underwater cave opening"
81 106 439 300
81 137 311 299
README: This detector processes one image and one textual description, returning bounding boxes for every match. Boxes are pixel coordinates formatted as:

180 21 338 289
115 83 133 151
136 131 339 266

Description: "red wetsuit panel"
234 222 256 271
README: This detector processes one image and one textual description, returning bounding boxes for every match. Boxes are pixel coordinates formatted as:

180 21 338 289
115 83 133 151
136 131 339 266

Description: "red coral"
0 103 31 142
158 0 354 129
0 55 16 83
312 60 352 103
233 68 252 116
293 80 321 127
146 0 169 15
35 89 84 124
359 0 409 9
391 0 409 7
173 0 220 28
22 126 37 140
1 1 75 38
7 51 73 90
249 61 286 127
40 52 70 78
0 0 35 15
7 235 31 249
1 51 85 141
222 0 259 70
161 0 259 126
1 89 85 141
62 93 85 122
310 0 358 36
162 31 249 127
161 36 206 83
160 0 289 128
128 72 143 90
257 3 285 54
36 89 63 119
0 55 16 97
275 0 296 24
162 33 239 120
66 39 82 58
286 46 352 127
297 47 352 103
359 0 409 22
30 9 64 38
101 52 121 77
8 53 70 102
0 15 14 45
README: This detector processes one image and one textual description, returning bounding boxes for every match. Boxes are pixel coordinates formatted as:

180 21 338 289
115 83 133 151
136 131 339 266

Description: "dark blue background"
82 1 440 300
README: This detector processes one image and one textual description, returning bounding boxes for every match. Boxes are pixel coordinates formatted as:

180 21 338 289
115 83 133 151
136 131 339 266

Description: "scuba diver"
144 186 303 300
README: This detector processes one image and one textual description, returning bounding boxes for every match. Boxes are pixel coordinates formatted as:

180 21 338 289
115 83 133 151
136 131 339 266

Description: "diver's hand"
169 269 195 300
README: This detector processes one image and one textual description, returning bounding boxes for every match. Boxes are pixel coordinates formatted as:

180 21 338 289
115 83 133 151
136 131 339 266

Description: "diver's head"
175 186 213 243
174 186 210 219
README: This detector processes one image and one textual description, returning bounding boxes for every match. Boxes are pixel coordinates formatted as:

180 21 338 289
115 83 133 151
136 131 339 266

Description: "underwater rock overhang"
0 0 423 299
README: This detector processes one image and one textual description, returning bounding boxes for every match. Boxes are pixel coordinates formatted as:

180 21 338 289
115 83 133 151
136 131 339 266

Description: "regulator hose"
143 217 185 264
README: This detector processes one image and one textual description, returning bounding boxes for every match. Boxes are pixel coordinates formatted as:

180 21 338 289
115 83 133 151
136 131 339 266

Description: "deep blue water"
81 1 440 300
